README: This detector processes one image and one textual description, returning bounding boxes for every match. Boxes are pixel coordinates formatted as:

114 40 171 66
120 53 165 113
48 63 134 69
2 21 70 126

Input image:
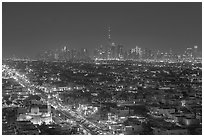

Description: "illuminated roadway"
2 64 112 135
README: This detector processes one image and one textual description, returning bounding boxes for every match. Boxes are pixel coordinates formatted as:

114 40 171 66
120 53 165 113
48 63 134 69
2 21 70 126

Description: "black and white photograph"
2 1 202 135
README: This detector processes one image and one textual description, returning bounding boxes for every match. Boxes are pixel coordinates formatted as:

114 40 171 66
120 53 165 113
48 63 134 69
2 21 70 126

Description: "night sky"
3 2 202 59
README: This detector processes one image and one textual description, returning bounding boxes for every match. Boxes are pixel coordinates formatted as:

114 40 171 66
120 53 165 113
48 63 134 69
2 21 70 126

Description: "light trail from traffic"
2 64 113 135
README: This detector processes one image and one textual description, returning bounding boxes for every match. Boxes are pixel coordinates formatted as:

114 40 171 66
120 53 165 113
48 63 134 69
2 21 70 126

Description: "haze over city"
2 2 202 135
3 2 202 59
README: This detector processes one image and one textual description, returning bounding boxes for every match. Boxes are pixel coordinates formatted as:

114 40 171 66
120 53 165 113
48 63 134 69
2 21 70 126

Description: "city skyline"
2 2 202 135
3 2 202 59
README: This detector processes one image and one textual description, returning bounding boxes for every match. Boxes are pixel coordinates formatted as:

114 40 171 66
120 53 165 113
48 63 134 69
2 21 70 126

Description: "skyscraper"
108 26 112 45
117 44 124 59
106 26 117 59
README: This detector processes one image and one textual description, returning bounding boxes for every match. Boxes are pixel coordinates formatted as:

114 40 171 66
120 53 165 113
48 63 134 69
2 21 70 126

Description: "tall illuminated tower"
107 26 112 59
108 26 111 44
108 26 116 46
107 26 116 59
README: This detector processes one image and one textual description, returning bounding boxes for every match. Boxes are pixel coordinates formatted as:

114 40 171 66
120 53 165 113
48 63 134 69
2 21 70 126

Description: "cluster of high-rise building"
92 26 201 62
36 27 201 63
37 47 90 61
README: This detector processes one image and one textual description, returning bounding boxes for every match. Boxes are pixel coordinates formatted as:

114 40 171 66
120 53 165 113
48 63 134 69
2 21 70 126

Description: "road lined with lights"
3 64 113 135
3 65 92 135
